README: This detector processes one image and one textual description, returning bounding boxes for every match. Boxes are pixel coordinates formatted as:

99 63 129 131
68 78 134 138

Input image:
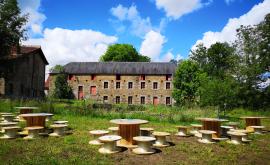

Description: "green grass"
0 99 270 164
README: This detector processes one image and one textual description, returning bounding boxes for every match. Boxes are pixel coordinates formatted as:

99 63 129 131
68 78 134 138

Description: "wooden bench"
2 114 15 123
198 130 216 144
0 126 20 139
227 131 246 145
175 126 190 137
108 127 119 135
23 126 44 140
0 122 17 133
220 126 234 137
232 129 252 142
132 136 156 155
140 127 154 136
152 131 170 147
49 124 67 137
250 126 265 134
89 130 109 145
98 135 122 154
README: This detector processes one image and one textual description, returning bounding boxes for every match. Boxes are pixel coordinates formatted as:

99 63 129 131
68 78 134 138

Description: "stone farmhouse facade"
48 62 176 105
0 46 48 98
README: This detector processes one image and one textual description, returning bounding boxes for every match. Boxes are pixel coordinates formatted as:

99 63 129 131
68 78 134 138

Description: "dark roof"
52 62 177 75
0 45 49 65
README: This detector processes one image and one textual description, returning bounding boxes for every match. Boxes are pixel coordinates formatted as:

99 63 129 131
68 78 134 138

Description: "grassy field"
0 99 270 165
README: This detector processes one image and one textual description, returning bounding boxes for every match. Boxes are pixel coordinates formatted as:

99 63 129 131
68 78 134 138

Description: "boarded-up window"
90 86 96 95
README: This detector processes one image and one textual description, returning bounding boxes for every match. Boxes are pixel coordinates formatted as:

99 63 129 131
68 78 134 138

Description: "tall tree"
0 0 28 56
100 44 150 62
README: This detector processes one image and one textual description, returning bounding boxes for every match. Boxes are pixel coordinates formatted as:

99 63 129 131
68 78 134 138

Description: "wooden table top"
110 119 148 125
19 113 53 117
14 107 39 109
240 116 269 119
195 118 228 122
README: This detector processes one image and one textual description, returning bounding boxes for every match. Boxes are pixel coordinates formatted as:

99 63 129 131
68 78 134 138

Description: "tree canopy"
0 0 27 56
100 44 150 62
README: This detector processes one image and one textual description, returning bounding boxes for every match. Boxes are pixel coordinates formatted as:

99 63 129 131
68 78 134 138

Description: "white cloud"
111 4 163 37
225 0 235 5
23 28 118 71
162 51 183 62
155 0 212 20
18 0 46 35
140 30 166 61
193 0 270 49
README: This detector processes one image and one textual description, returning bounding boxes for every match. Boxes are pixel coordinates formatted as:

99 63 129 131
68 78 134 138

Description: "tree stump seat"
198 130 216 144
227 131 246 145
23 126 44 140
140 127 154 136
98 135 122 154
152 131 170 147
0 126 20 139
89 130 109 145
49 124 67 137
132 136 156 155
175 126 190 137
232 129 252 142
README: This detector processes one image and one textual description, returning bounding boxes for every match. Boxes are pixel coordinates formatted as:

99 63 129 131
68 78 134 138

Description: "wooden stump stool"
0 126 20 139
175 126 190 137
220 126 234 137
49 124 67 137
227 131 246 145
232 129 252 142
140 127 154 136
108 127 119 135
98 135 122 154
226 122 239 129
152 131 170 147
2 115 15 123
54 121 69 131
132 136 156 155
23 126 44 140
89 130 109 145
198 130 216 144
0 122 17 133
190 124 202 137
250 126 265 134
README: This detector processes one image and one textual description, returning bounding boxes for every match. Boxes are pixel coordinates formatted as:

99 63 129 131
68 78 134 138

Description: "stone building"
0 45 48 98
48 62 176 105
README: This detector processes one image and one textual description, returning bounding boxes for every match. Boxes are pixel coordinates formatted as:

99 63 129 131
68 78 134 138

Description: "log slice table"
19 113 53 127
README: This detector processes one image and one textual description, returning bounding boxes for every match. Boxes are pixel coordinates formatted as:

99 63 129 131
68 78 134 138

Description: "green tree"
190 43 208 68
172 60 202 106
0 0 28 56
51 65 74 99
100 44 150 62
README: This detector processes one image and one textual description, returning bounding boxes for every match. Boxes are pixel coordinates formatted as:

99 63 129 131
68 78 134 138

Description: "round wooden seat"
0 126 20 139
132 136 156 155
232 129 252 142
0 113 12 120
198 130 216 144
89 130 109 145
108 127 119 135
152 131 170 147
0 122 17 133
220 126 234 137
227 131 246 145
140 127 154 136
2 115 15 123
54 121 68 124
175 126 190 137
98 135 122 154
250 126 265 134
49 124 67 137
190 124 202 137
23 126 44 140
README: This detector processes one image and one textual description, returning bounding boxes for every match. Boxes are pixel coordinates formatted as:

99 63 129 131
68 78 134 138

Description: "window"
103 96 108 103
116 74 121 80
90 86 96 95
116 82 120 89
68 74 74 80
104 82 108 89
166 82 171 89
128 96 133 104
166 97 171 105
140 75 145 80
78 86 83 100
140 96 145 104
128 82 133 89
153 82 158 89
141 82 145 89
116 96 120 104
91 74 96 80
153 97 158 106
166 74 172 81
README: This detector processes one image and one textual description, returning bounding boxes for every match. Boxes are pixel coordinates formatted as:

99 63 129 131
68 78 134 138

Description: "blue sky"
19 0 269 69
